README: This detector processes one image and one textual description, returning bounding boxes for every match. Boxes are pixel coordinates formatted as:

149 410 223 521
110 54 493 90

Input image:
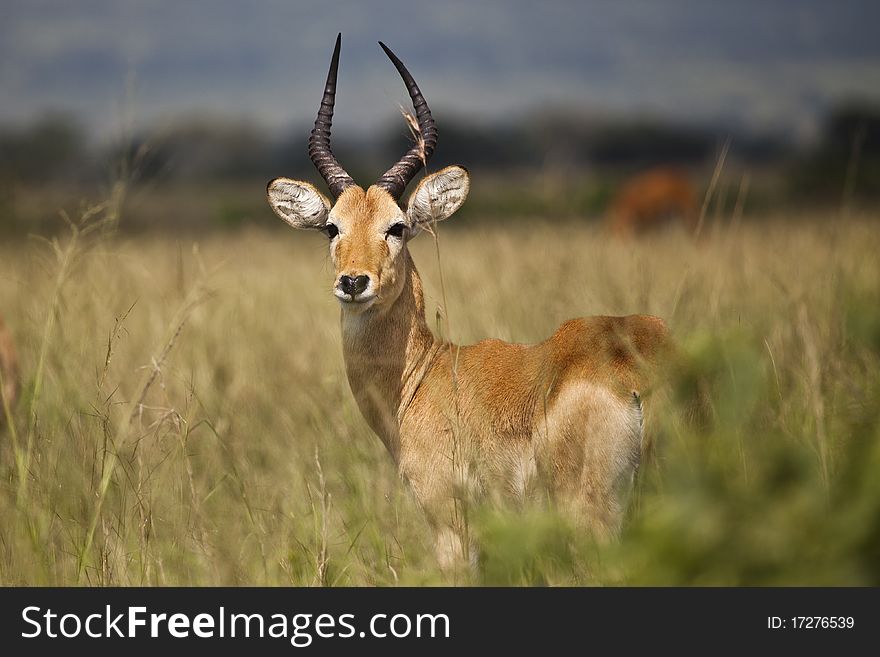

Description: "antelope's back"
543 314 670 402
413 314 669 442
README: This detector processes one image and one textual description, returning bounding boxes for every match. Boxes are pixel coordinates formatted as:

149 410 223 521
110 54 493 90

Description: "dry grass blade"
1 197 878 586
695 136 731 238
76 279 211 582
399 106 427 169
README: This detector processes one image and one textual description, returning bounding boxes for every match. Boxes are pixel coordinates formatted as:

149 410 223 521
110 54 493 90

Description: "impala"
266 35 669 566
608 167 698 237
0 313 19 426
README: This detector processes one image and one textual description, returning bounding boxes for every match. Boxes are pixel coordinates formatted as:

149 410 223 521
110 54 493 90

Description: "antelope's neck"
340 252 440 459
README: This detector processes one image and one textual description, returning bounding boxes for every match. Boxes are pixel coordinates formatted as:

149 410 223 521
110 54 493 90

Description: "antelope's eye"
386 223 406 239
324 223 339 239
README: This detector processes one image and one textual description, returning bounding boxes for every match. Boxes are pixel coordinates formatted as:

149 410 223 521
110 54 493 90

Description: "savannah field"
1 197 879 586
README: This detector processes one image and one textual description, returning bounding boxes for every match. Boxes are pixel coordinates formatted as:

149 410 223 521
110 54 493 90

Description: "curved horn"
308 33 355 198
374 41 438 200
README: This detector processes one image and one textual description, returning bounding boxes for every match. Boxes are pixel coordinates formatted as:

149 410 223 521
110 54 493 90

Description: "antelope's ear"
406 166 470 226
267 178 331 229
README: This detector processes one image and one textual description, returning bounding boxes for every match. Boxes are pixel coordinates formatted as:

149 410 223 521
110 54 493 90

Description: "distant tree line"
789 101 880 202
1 101 879 202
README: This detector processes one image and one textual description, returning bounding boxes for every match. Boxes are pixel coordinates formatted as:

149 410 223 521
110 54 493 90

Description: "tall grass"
0 208 878 585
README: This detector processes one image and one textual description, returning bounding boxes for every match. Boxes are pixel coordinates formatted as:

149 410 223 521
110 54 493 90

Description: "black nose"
339 274 370 297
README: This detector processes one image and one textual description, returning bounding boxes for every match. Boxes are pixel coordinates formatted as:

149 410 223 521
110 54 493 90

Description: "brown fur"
328 184 669 565
608 167 697 237
0 314 20 426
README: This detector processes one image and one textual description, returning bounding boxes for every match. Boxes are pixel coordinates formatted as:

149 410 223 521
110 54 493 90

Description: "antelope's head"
267 34 469 314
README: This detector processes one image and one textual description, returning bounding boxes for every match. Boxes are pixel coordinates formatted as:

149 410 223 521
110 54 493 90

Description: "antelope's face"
265 33 469 314
267 168 469 313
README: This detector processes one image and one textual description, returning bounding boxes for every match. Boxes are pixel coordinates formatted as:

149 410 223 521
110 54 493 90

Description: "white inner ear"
267 178 330 229
407 166 470 226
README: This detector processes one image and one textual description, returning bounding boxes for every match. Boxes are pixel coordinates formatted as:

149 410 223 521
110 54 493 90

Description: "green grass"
1 204 879 585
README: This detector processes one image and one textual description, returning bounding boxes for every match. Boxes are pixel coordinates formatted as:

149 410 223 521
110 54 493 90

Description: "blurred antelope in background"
266 35 670 567
0 314 20 426
607 167 698 237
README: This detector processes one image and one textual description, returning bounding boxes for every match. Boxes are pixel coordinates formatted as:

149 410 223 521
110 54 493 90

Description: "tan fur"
608 167 697 237
0 314 20 426
272 177 670 567
332 186 404 289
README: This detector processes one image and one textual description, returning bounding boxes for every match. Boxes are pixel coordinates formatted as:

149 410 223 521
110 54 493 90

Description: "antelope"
607 167 698 237
0 313 19 427
266 35 670 567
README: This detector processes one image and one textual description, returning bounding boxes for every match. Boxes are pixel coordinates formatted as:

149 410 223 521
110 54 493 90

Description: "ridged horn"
374 41 438 200
308 33 355 198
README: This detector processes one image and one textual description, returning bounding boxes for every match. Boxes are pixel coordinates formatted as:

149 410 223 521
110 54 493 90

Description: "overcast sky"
2 0 878 142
